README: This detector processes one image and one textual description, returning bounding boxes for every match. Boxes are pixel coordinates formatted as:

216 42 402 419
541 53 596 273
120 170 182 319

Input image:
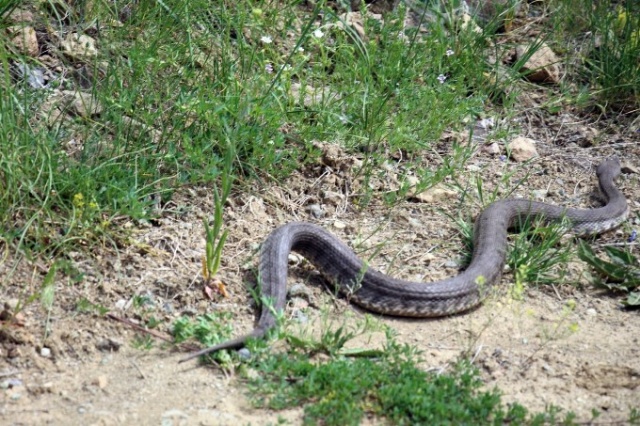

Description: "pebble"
40 347 51 358
95 338 123 352
292 310 308 324
237 348 251 361
306 204 325 219
288 283 313 299
532 189 547 200
444 260 459 269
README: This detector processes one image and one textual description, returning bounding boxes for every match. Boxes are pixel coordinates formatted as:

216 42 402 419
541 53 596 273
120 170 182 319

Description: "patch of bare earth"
1 134 639 424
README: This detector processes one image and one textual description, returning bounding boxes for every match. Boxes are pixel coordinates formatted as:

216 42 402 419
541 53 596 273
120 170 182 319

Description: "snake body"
181 159 628 362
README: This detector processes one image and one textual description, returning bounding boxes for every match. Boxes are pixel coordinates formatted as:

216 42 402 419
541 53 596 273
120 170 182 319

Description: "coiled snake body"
181 159 628 362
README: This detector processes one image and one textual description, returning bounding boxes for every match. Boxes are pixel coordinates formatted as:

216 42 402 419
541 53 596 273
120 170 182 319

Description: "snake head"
596 157 621 179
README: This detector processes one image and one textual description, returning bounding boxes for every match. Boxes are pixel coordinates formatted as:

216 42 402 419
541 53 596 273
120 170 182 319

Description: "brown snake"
181 158 628 362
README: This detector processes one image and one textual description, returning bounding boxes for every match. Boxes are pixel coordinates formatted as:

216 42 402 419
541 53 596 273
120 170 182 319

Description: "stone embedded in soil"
92 375 108 389
306 203 325 219
508 136 538 162
60 33 98 61
95 338 123 352
288 283 314 300
8 25 39 56
516 42 561 84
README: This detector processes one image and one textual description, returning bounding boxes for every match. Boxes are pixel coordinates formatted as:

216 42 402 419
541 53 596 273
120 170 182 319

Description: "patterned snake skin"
181 158 628 362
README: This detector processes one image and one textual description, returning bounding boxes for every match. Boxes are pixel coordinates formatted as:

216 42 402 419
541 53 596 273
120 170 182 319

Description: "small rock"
0 378 22 389
93 375 108 389
8 26 38 56
40 347 51 358
541 363 555 374
410 183 457 203
333 220 346 230
306 204 325 219
444 259 460 269
95 338 122 352
481 142 501 155
61 33 98 61
508 136 538 162
516 42 561 84
237 348 251 361
532 189 547 200
65 90 103 117
586 308 597 316
288 283 313 299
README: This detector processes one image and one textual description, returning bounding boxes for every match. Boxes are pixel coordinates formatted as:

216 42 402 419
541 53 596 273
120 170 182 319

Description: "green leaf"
577 240 628 282
604 246 640 267
624 292 640 307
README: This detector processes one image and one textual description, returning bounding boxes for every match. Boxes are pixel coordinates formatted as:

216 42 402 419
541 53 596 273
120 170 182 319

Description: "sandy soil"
1 135 639 425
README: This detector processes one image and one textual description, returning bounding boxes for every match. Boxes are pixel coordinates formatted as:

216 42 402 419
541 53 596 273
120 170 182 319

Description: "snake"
180 158 628 362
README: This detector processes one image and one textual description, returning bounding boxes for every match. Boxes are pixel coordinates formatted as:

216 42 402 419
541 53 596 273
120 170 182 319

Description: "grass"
1 0 639 424
179 311 631 425
548 0 640 110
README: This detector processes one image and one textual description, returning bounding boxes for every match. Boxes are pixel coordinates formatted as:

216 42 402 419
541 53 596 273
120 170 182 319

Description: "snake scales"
181 158 628 362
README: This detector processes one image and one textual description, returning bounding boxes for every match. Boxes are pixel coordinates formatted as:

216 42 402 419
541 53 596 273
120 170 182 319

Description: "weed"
247 315 575 425
172 312 235 365
578 239 640 307
550 0 640 110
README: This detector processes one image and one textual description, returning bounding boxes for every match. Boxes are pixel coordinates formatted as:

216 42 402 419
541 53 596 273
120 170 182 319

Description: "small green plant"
577 240 640 307
551 0 640 110
284 311 385 358
132 334 154 351
247 317 577 425
172 312 235 365
75 298 109 316
509 219 572 297
202 140 234 297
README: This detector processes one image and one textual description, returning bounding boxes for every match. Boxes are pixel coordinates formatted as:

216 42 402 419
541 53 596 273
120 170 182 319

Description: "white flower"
260 35 272 44
265 63 273 73
297 46 305 53
437 74 447 84
313 29 324 39
446 48 454 56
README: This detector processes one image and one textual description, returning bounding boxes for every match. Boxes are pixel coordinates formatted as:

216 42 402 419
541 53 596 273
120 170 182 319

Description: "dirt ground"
1 133 639 425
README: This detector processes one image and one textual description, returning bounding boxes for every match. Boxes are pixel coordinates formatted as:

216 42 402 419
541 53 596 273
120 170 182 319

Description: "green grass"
548 0 640 110
1 0 500 259
243 318 588 426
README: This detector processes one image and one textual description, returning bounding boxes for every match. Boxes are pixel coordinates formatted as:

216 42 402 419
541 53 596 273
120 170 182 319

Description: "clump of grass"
549 0 640 110
578 238 640 307
172 312 235 366
246 322 581 425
